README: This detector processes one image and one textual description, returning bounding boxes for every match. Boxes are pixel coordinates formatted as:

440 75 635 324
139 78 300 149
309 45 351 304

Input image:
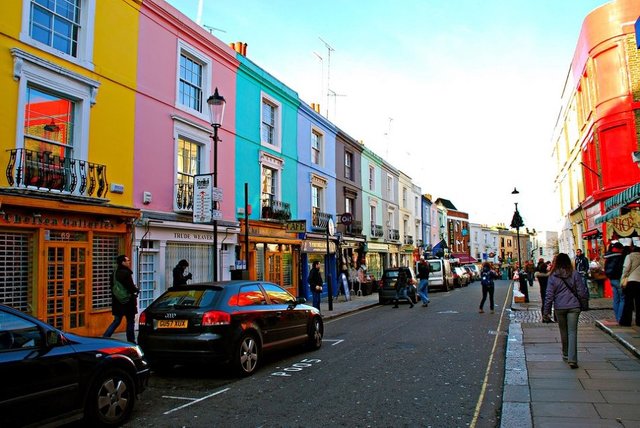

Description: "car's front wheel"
307 316 323 350
234 333 260 376
87 368 135 427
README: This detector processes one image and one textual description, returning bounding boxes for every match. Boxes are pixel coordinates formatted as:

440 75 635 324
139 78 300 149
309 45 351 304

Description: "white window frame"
369 166 375 191
175 40 212 121
370 204 377 225
402 187 407 208
387 174 393 198
387 211 394 228
311 127 323 166
172 116 211 211
344 151 353 180
260 151 284 202
12 48 99 161
345 197 353 214
20 0 96 70
261 92 282 151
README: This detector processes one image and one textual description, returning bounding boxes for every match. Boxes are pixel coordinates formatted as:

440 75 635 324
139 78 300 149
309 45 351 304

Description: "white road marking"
163 387 231 415
162 395 197 401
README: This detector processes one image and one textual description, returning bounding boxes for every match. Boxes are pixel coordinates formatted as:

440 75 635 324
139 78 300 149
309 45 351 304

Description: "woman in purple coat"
542 253 589 369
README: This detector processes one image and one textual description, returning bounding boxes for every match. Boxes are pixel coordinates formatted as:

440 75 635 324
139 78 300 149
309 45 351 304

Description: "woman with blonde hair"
543 253 589 369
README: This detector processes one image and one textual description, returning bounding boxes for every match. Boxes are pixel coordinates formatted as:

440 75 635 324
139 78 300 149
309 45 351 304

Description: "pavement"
116 285 640 427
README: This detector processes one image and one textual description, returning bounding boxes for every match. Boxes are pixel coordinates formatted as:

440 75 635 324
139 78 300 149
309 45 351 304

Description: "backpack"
112 270 131 304
481 270 493 286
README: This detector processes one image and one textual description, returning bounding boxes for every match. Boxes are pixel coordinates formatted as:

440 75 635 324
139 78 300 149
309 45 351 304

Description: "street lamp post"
207 88 226 282
510 187 525 269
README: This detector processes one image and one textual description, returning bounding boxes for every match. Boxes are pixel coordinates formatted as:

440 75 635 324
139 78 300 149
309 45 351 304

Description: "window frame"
13 48 99 162
175 40 212 121
311 127 323 166
344 151 353 180
369 166 375 191
20 0 96 70
260 92 282 151
172 116 211 211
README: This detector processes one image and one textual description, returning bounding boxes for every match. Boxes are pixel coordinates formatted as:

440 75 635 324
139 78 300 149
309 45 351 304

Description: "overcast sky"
165 0 607 232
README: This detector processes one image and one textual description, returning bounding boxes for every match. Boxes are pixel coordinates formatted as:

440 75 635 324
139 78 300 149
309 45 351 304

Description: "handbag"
112 271 131 304
561 278 589 311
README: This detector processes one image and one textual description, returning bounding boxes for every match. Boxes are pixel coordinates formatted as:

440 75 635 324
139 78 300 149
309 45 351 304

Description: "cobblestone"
509 306 615 325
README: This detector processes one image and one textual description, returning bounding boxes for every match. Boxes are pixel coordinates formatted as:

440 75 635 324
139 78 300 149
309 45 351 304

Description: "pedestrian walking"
525 259 535 287
604 242 625 322
308 261 323 311
575 248 589 286
337 264 351 302
392 267 414 308
535 258 550 317
517 263 529 303
103 255 139 343
479 262 498 313
417 257 430 307
543 253 589 369
620 245 640 327
172 259 193 286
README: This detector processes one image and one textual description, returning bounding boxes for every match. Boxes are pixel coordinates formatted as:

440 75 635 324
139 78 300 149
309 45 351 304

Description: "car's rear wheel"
307 316 323 350
234 333 260 376
87 368 135 427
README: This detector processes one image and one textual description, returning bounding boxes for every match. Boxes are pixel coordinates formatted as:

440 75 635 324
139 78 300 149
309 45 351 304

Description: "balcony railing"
311 207 331 231
6 148 108 198
261 196 291 221
371 223 384 238
404 235 414 245
175 174 194 211
344 220 363 236
389 229 400 241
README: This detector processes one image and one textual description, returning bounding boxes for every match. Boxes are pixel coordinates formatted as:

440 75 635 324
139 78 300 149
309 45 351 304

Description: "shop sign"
366 242 389 252
0 212 116 230
249 225 297 239
302 240 336 253
610 210 639 237
285 220 306 232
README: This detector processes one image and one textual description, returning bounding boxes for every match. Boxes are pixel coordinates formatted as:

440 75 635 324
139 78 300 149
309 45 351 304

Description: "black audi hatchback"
0 304 149 427
137 281 324 376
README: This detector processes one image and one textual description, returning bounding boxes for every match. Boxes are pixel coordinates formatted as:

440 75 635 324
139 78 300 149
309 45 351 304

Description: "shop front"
365 242 388 287
400 244 415 268
238 220 301 297
0 194 139 336
134 216 240 309
301 236 337 300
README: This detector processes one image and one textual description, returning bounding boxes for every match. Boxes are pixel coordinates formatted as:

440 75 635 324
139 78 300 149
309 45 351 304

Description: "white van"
421 258 454 292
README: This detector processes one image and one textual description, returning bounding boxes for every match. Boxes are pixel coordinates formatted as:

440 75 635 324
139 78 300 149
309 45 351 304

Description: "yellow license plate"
157 319 188 329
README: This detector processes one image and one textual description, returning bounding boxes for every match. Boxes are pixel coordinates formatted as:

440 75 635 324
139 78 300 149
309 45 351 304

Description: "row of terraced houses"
1 0 490 336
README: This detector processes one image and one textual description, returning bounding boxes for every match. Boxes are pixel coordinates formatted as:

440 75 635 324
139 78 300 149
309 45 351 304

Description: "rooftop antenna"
328 88 346 121
313 51 324 109
384 117 393 157
319 37 335 118
203 24 227 35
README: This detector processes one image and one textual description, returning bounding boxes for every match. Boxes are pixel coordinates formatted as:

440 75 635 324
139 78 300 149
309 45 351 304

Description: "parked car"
378 267 418 304
463 264 481 281
462 266 476 282
453 267 471 287
0 304 149 427
425 258 454 292
137 281 323 376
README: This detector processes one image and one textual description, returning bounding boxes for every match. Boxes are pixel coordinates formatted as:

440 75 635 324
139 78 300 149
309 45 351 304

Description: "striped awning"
604 182 640 211
595 207 622 225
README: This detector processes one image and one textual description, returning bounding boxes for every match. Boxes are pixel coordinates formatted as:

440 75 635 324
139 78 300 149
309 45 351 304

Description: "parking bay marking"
163 387 230 415
323 338 344 346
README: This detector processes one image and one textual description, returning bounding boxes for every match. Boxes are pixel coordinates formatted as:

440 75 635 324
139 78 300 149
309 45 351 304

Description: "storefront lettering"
0 213 115 230
173 232 213 240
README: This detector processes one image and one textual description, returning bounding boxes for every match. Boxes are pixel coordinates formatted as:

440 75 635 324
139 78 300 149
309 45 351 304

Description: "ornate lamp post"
207 88 226 281
510 187 525 269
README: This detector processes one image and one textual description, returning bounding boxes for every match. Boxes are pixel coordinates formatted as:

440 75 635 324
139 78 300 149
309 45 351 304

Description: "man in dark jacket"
417 257 430 307
103 255 139 343
308 261 323 311
604 242 625 322
575 249 589 281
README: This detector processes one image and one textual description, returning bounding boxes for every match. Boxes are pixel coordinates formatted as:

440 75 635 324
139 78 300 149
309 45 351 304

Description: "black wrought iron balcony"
261 196 291 221
344 220 363 236
389 229 400 241
371 223 384 238
404 235 414 245
311 207 331 231
6 148 108 198
175 174 194 211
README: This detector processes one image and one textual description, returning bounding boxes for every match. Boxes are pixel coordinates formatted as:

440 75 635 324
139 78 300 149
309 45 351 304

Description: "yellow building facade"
0 0 141 336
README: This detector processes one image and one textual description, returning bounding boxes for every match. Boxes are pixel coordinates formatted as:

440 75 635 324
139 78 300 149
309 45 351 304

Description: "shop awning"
582 229 602 239
604 182 640 211
595 207 622 225
450 253 478 264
